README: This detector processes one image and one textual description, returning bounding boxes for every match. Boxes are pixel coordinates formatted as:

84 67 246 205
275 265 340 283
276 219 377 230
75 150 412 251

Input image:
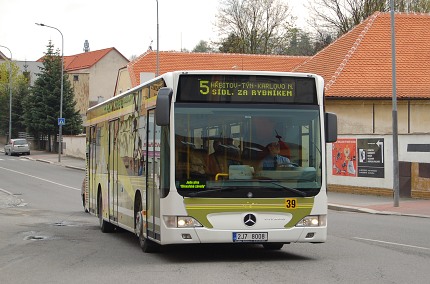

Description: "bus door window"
108 119 119 222
146 110 161 239
88 126 97 211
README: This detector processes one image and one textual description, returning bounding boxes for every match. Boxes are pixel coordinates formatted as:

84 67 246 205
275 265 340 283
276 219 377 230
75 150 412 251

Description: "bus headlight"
163 216 203 228
295 215 326 227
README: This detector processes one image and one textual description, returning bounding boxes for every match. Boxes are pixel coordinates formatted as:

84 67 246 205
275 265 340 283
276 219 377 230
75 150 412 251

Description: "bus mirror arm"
325 112 338 143
156 87 173 126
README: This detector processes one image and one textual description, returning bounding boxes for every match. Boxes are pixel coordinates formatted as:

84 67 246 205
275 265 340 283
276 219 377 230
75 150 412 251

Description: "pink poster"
332 138 357 177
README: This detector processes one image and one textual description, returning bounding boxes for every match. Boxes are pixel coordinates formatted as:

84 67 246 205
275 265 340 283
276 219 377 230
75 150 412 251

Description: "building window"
73 75 79 81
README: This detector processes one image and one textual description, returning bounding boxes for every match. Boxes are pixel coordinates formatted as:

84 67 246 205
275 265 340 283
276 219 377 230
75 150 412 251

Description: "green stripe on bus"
184 197 314 228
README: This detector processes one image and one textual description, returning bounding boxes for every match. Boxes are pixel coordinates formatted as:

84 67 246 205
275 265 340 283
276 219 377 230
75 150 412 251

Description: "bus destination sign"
177 74 317 104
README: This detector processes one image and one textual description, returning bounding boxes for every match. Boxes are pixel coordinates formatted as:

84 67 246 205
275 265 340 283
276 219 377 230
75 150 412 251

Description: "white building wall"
327 134 430 189
63 135 86 159
89 51 129 104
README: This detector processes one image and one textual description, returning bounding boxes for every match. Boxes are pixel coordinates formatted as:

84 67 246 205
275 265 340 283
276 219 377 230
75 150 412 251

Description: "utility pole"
36 23 64 162
389 0 400 207
156 0 160 76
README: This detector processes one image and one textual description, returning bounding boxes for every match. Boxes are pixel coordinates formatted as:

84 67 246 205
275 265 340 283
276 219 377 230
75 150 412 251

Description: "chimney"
83 40 90 52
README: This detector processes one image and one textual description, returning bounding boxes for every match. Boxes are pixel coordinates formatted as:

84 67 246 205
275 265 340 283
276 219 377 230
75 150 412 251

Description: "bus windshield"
174 103 322 198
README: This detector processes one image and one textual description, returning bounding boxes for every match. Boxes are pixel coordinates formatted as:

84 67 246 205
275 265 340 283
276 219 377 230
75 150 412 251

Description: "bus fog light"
163 216 202 228
182 234 192 239
305 232 315 238
296 215 326 227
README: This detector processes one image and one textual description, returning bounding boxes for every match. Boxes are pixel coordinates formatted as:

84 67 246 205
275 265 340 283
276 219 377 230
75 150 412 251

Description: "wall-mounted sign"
357 138 384 178
332 138 357 177
332 138 384 179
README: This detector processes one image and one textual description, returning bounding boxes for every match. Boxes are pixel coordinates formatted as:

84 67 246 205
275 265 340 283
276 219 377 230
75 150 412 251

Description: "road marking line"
0 187 14 195
0 166 80 191
354 237 430 250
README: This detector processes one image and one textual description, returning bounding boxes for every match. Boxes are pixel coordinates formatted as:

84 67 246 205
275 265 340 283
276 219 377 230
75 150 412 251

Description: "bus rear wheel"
136 199 159 253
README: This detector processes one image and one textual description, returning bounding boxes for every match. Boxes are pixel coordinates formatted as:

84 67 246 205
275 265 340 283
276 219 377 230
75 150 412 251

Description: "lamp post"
36 23 64 162
389 0 399 207
156 0 159 76
0 45 12 142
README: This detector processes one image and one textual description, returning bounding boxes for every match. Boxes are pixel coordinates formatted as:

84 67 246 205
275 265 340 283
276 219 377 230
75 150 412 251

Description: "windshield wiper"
188 186 242 197
258 180 307 197
187 182 306 197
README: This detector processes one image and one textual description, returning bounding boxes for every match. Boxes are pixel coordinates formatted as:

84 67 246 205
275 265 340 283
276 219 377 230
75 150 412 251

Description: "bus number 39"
285 198 297 208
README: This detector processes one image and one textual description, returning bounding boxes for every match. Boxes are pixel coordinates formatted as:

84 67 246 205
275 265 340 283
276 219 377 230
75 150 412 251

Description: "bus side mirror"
325 112 338 143
156 87 173 126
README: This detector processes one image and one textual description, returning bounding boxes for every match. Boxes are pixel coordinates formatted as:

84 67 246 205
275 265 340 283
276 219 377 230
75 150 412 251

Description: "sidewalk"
1 146 429 218
18 149 86 171
328 192 430 218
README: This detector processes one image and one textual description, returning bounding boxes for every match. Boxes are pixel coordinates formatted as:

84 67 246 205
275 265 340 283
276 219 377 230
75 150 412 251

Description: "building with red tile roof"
294 12 430 198
63 47 128 71
294 12 430 100
38 47 129 121
115 51 309 95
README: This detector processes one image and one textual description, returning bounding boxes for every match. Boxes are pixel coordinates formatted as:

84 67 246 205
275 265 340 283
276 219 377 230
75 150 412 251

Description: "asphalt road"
1 154 429 284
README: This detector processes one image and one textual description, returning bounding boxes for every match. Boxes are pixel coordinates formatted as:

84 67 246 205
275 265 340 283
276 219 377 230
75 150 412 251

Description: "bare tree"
397 0 430 11
215 0 294 54
307 0 385 36
307 0 430 38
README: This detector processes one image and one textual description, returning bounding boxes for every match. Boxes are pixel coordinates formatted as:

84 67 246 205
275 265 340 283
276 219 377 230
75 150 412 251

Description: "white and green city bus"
84 70 337 252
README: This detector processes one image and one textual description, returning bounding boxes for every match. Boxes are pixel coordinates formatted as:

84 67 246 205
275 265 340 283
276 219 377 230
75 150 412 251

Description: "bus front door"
108 119 119 223
146 110 161 241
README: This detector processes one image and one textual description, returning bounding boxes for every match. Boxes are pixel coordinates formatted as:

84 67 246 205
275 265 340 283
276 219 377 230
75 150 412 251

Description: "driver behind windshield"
260 142 292 170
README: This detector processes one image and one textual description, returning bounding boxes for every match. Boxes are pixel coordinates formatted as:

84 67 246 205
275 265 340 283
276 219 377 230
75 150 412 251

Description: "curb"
35 158 53 164
22 156 85 171
65 165 86 171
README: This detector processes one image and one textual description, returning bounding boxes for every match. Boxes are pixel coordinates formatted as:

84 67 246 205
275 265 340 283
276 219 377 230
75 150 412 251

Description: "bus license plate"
233 232 268 242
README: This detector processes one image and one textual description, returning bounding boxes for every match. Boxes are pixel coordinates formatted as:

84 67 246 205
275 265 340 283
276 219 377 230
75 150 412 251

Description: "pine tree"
24 40 82 151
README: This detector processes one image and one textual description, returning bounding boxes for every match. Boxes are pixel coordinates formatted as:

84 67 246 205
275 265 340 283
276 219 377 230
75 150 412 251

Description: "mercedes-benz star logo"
244 214 257 227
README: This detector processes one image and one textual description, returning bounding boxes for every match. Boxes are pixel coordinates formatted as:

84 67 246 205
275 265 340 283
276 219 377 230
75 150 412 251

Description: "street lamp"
156 0 159 76
389 0 399 207
36 23 64 163
0 45 13 142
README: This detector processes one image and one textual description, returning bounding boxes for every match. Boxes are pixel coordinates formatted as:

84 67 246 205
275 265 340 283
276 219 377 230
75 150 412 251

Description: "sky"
0 0 308 61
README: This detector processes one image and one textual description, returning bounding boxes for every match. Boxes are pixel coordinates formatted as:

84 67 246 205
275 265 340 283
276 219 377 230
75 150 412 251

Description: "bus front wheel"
135 199 159 253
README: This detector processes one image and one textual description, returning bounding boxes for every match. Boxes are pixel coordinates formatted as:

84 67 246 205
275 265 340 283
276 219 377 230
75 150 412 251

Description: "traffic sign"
58 118 65 126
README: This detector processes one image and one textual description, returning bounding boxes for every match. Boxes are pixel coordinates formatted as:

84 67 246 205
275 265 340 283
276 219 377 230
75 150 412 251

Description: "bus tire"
262 243 284 250
98 192 114 233
136 197 159 253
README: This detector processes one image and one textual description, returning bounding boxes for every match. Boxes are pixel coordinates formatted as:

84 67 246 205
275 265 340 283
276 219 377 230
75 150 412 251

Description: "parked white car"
4 138 31 156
